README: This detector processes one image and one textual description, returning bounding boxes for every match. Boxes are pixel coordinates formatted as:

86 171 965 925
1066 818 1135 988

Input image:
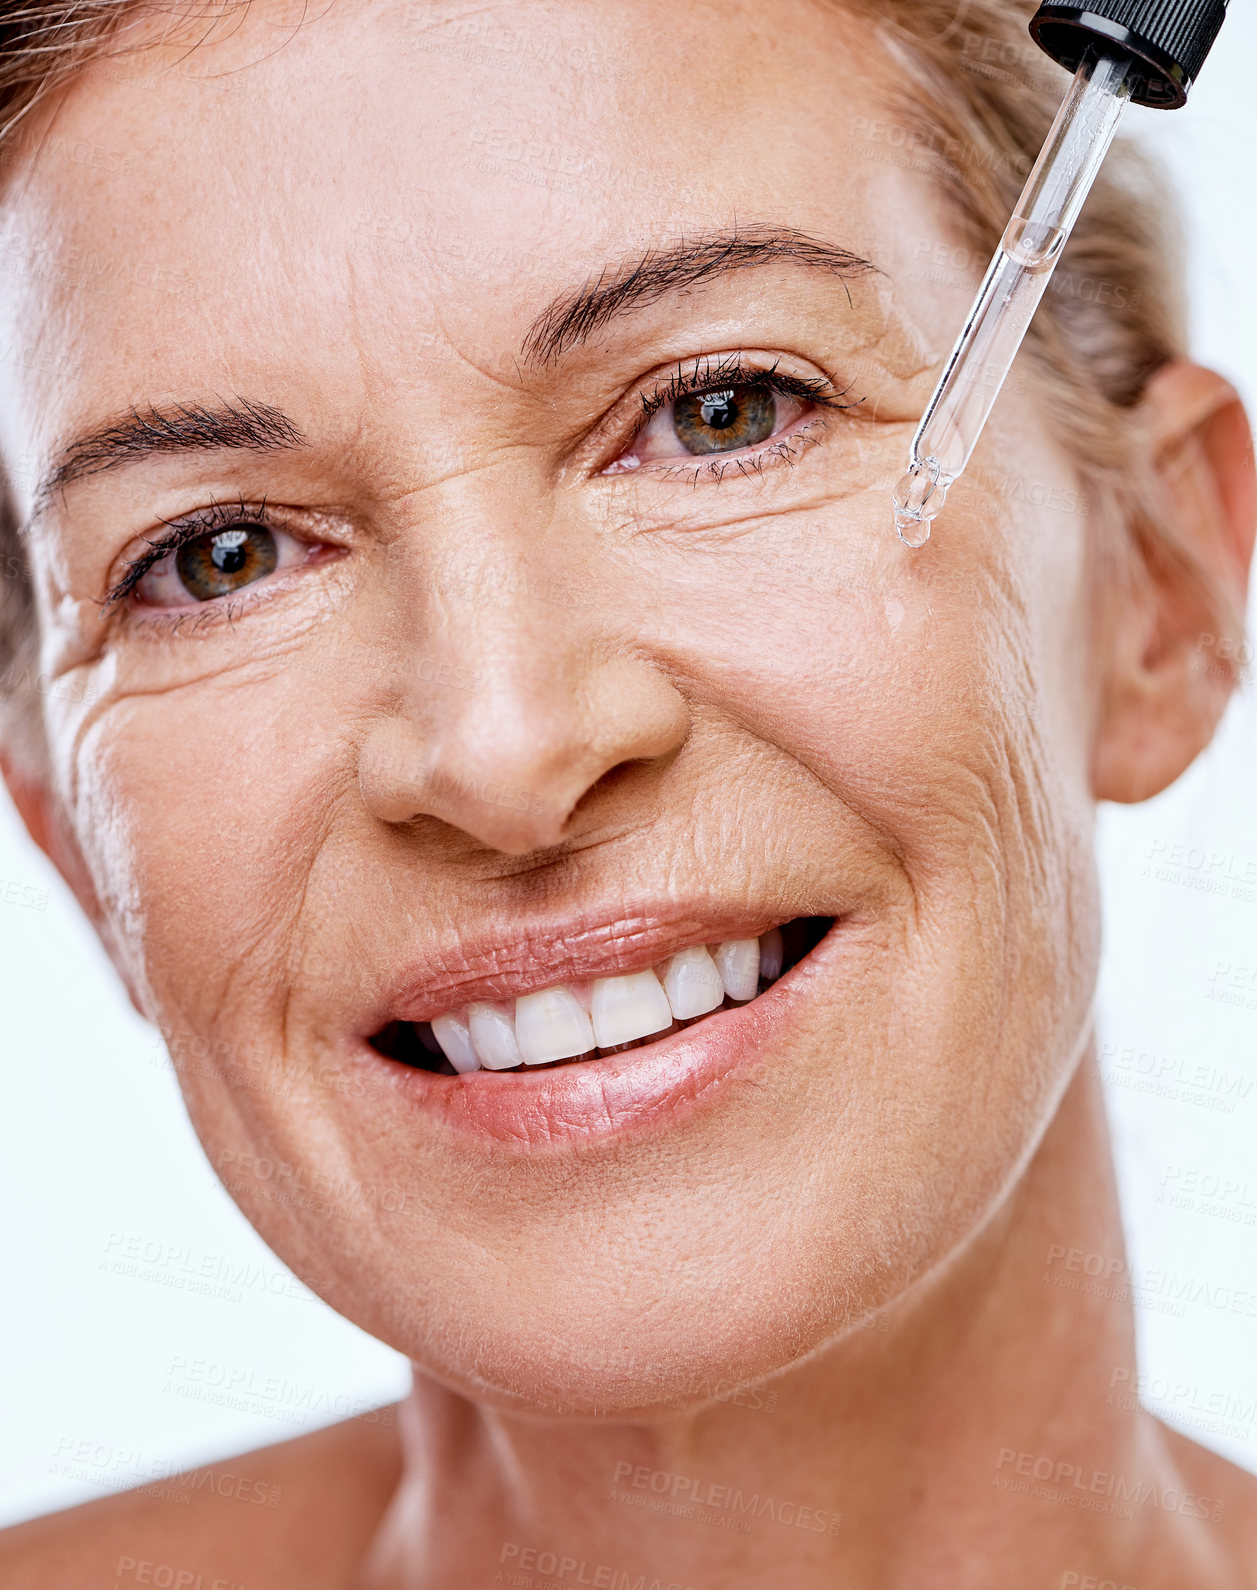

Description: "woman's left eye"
610 380 811 471
135 523 308 607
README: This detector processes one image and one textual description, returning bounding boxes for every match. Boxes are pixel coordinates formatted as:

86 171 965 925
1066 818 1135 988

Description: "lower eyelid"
611 396 822 477
130 527 315 611
666 421 824 481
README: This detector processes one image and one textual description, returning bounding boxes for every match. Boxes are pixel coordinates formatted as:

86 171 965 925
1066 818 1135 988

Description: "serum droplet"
894 503 933 550
892 459 947 549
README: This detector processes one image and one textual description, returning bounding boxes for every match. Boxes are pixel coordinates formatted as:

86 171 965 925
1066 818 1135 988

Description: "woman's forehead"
0 0 955 516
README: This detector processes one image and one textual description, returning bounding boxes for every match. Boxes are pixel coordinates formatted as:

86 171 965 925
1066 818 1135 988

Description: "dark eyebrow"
27 232 868 522
521 225 878 366
28 395 306 528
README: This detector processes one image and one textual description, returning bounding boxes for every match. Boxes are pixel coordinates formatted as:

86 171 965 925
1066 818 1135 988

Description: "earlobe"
1091 361 1256 805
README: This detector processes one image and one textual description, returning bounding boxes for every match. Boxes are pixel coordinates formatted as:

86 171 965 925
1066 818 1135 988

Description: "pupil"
211 530 250 573
672 383 777 457
700 391 738 429
175 523 277 601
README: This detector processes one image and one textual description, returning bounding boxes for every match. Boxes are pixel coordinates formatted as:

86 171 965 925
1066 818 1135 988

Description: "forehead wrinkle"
521 224 878 367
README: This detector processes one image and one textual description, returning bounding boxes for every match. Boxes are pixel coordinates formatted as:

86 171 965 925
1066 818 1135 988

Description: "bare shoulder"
0 1409 402 1590
1160 1422 1257 1585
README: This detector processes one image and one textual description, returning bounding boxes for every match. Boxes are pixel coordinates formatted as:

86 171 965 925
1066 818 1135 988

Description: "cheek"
638 466 1090 851
60 676 344 1032
643 475 1102 1101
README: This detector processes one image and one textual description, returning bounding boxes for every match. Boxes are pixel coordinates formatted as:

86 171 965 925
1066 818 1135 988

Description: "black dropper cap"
1029 1 1229 109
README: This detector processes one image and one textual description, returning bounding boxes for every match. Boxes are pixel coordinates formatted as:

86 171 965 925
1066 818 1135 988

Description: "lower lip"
349 923 844 1150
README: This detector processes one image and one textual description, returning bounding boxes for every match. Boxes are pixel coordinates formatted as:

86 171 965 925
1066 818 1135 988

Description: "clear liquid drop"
894 505 932 550
892 459 947 549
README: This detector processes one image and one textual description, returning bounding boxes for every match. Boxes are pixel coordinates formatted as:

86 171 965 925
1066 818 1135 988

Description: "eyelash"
620 354 864 481
100 360 862 621
102 495 281 613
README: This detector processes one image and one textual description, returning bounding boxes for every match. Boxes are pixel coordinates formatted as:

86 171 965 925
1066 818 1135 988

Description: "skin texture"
0 1 1255 1585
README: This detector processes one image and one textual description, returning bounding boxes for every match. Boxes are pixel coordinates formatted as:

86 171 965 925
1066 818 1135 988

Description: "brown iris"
671 385 776 455
174 526 278 601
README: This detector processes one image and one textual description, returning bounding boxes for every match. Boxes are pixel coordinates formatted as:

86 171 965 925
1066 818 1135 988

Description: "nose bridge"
420 461 595 713
431 542 598 779
357 471 689 853
369 452 584 699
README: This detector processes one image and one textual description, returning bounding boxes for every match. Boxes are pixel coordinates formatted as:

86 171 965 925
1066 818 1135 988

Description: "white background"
2 14 1256 1526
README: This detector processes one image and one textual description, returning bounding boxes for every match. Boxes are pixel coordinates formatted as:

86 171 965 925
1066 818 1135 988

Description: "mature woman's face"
1 0 1104 1413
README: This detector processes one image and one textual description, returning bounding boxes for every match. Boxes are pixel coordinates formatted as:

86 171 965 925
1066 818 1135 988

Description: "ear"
1091 362 1256 805
1 752 148 1017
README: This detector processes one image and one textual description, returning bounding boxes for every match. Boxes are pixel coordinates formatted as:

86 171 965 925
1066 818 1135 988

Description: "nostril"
357 717 583 852
358 653 689 854
358 717 434 825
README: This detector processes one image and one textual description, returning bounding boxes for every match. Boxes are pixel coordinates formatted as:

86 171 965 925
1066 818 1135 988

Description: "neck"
360 1047 1211 1589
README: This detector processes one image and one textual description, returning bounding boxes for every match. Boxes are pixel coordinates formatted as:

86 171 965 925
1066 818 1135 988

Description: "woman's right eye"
135 523 308 607
609 380 813 472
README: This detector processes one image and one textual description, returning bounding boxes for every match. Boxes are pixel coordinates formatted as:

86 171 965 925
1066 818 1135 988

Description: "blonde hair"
0 0 1245 769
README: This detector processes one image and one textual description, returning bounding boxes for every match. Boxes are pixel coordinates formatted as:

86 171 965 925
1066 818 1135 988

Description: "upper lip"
378 902 807 1026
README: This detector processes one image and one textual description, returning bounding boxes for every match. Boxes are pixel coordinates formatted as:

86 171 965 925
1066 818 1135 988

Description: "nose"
357 578 690 856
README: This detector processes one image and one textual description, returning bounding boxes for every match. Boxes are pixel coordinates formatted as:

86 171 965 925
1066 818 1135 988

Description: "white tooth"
661 946 725 1022
467 1001 524 1070
430 1010 481 1073
712 938 760 1002
759 926 784 983
514 986 596 1065
591 969 673 1049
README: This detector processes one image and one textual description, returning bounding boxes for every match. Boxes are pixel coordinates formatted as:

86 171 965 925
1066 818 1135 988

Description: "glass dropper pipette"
891 47 1133 546
892 0 1230 548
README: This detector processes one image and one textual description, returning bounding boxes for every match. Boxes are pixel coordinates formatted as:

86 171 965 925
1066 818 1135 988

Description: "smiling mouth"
368 916 834 1075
